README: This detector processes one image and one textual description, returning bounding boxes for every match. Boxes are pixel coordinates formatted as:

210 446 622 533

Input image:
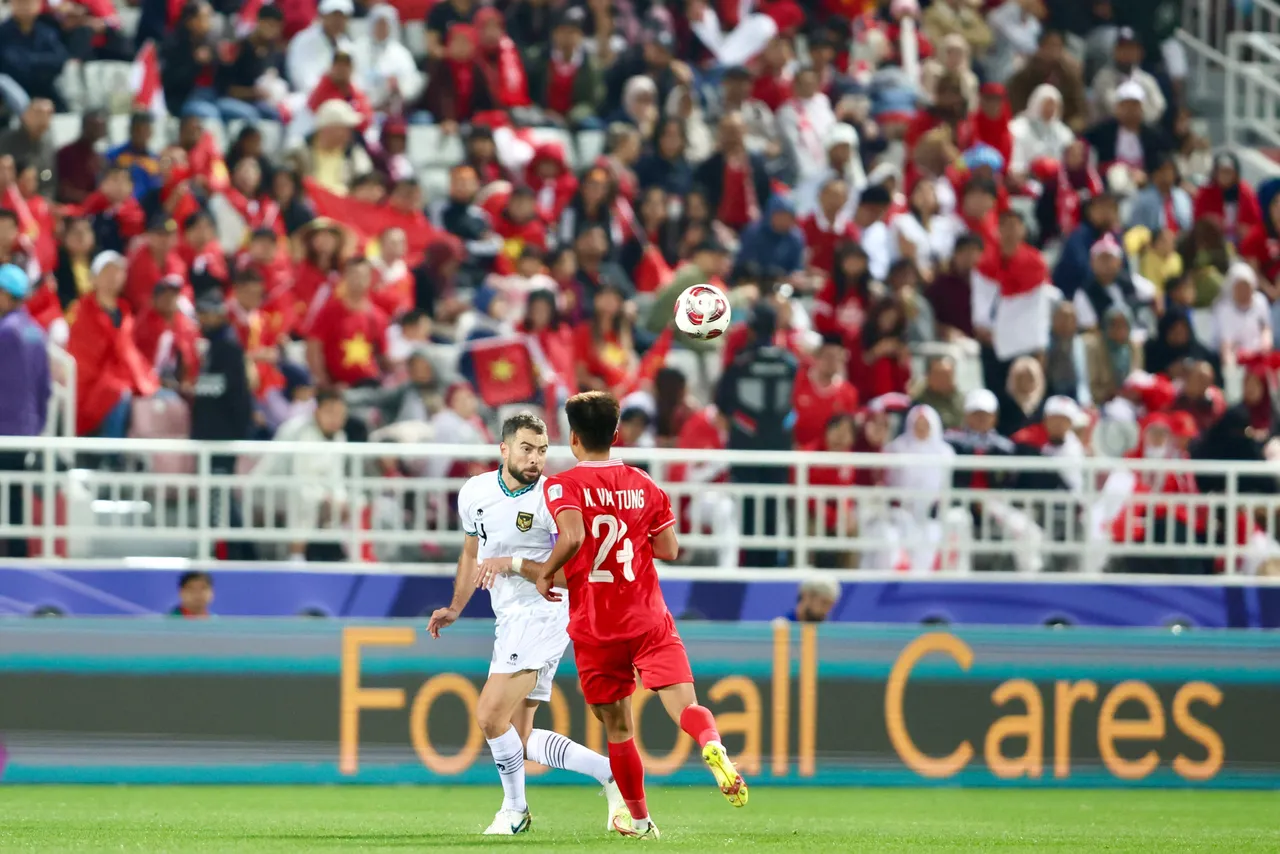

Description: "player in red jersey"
475 391 748 839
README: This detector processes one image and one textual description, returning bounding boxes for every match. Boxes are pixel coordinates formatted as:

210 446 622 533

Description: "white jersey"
457 469 568 627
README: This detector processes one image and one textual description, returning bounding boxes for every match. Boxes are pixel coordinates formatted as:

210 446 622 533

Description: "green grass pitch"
1 786 1278 852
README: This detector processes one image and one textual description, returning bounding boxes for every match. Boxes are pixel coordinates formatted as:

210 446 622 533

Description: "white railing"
1179 0 1280 104
44 342 76 442
1224 29 1280 149
1 436 1279 581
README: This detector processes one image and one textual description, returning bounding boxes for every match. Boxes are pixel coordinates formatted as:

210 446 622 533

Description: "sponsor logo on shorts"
515 511 533 532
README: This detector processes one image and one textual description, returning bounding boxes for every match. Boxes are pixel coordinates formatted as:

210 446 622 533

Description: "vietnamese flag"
304 178 437 262
468 337 537 407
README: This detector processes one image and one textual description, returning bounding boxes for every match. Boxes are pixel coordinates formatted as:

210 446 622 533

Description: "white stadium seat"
575 129 605 168
50 114 83 149
82 61 135 114
407 125 464 168
403 21 428 57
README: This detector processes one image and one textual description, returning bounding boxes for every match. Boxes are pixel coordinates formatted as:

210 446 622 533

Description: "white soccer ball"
673 284 731 340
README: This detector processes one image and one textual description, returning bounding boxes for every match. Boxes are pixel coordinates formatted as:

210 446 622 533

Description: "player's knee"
475 705 510 739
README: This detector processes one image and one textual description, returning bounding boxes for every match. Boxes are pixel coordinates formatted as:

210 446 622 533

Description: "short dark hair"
178 570 212 590
0 209 17 226
316 387 346 408
257 3 284 20
183 211 212 231
565 391 620 453
502 412 548 443
955 233 985 253
234 268 263 287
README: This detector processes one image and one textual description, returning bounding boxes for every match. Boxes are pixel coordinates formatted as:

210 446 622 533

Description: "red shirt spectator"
132 277 200 384
751 38 794 111
973 82 1013 168
474 7 531 108
524 143 578 226
520 290 576 396
800 178 860 275
792 341 860 448
813 243 872 357
178 211 229 288
306 259 388 387
307 55 375 132
1193 153 1261 244
124 216 189 313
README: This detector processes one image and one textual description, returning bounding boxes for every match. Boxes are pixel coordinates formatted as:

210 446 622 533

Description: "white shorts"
489 612 570 702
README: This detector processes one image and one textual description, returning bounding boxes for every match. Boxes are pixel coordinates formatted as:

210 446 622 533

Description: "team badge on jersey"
515 511 534 532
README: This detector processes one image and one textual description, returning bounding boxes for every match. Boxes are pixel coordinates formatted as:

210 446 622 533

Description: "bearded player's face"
503 428 549 485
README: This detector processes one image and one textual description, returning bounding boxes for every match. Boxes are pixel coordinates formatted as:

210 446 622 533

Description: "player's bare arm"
524 507 585 601
428 533 480 638
651 526 679 561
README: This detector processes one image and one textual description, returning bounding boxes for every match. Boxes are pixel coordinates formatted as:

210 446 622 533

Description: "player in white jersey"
428 413 623 835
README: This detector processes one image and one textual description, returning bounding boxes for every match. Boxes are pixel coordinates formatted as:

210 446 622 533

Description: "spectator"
1085 307 1143 404
347 348 443 427
1238 367 1279 438
1008 84 1074 183
287 0 354 97
1128 154 1193 235
425 0 477 59
54 0 132 65
800 177 858 282
506 0 556 56
161 1 220 120
1177 216 1234 307
559 166 622 253
124 214 186 314
258 388 350 562
643 237 731 348
1090 27 1166 126
133 276 199 391
108 113 164 204
307 51 374 133
0 100 56 201
1144 309 1215 377
1193 153 1262 247
0 263 49 558
1054 193 1120 299
974 83 1014 169
913 355 965 428
906 72 975 157
420 25 496 134
786 577 841 623
1172 106 1213 187
216 4 287 123
792 334 859 448
307 257 389 389
1171 359 1225 436
921 34 980 113
474 6 531 112
351 5 425 112
859 297 911 401
693 113 773 234
973 210 1053 379
426 381 490 480
172 571 214 618
1006 29 1087 131
986 0 1043 84
922 0 993 57
0 0 69 112
67 251 159 437
999 355 1046 436
1084 81 1171 194
736 195 805 283
1011 394 1086 495
1074 233 1157 334
925 232 983 341
777 68 837 187
1211 262 1273 363
636 118 693 198
711 65 782 163
290 100 372 195
572 223 632 305
887 260 934 344
526 8 606 129
1044 301 1091 405
850 185 894 281
55 108 107 204
880 404 956 572
716 302 799 567
890 178 958 281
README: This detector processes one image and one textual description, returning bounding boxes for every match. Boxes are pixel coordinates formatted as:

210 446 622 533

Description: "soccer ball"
673 284 731 340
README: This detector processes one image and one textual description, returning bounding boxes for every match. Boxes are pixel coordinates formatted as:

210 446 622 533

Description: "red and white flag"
130 41 167 118
972 242 1056 361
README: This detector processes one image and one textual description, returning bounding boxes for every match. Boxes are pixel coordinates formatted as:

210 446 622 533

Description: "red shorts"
573 611 694 705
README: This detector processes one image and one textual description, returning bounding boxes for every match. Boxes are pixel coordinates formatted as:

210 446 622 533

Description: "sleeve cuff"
650 515 677 535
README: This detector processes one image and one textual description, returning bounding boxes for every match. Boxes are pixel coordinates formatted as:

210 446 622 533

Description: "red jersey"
543 459 677 645
306 298 388 386
791 367 859 448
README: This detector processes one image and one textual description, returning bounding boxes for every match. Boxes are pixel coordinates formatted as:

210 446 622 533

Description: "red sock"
607 738 648 820
679 704 721 748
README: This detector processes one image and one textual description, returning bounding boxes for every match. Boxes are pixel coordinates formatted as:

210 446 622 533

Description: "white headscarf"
885 405 954 516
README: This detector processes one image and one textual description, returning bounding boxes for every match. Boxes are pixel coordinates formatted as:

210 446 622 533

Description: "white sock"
486 726 527 813
526 728 614 785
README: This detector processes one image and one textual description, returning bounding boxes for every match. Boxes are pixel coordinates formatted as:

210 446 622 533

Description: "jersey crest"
515 511 534 532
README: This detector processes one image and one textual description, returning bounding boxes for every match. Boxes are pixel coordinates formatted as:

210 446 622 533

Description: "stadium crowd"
0 0 1278 571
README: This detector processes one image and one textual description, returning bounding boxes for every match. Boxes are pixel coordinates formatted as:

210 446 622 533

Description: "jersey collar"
578 458 623 467
498 469 538 498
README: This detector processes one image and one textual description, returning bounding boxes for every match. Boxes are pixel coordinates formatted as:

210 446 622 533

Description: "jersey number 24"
587 514 635 583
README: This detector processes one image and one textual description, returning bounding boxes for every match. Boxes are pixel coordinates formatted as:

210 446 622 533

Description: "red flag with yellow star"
468 336 537 407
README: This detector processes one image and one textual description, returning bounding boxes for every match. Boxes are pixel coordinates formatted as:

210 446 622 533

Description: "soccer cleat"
482 807 532 835
602 777 627 831
611 813 661 839
702 741 748 807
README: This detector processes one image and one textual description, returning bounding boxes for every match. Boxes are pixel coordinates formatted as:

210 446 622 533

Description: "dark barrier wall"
1 620 1278 787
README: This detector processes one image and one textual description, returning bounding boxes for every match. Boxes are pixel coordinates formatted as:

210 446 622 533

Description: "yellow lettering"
1172 682 1224 782
1098 681 1165 780
771 620 791 776
984 679 1043 779
1053 680 1098 778
798 624 818 777
631 689 693 774
408 674 485 774
708 677 762 775
885 632 975 778
338 626 414 775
